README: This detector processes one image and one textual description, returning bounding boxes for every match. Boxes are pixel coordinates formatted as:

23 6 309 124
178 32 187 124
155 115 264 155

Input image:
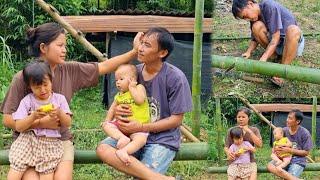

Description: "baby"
101 64 149 165
271 127 292 169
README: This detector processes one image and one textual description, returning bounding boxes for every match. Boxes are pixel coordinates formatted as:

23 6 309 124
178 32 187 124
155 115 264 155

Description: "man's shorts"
271 34 305 56
100 137 176 174
269 160 305 177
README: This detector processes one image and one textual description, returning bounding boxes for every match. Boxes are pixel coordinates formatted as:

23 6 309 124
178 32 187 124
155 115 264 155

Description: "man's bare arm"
260 30 280 61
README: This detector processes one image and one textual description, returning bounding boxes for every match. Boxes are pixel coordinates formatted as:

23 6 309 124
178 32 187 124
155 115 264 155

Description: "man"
232 0 305 86
267 109 313 179
96 27 192 180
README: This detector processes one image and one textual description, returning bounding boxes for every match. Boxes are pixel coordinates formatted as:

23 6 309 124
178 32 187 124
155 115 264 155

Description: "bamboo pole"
211 32 320 41
35 0 106 61
191 0 204 138
207 163 320 173
0 143 209 165
212 55 320 85
215 98 223 165
2 126 202 143
232 93 277 129
312 96 317 160
180 126 201 143
182 123 192 132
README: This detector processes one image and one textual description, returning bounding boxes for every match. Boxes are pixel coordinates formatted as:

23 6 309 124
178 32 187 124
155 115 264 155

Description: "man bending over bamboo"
232 0 305 87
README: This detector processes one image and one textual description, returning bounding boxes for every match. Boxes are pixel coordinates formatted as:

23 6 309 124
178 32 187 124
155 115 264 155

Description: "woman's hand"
239 125 252 134
226 150 236 161
133 32 144 52
114 104 132 121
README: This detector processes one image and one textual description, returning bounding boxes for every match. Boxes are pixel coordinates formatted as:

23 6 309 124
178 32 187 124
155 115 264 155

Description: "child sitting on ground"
7 61 72 180
227 127 256 180
271 127 292 169
101 64 149 165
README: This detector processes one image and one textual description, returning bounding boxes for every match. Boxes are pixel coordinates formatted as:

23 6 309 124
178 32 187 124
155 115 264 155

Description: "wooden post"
35 0 106 61
312 96 317 160
105 33 110 58
191 0 204 138
215 98 223 165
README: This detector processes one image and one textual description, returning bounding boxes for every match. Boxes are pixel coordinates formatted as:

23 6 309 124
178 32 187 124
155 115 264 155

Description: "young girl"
227 127 256 180
271 127 292 169
7 61 72 180
101 64 149 165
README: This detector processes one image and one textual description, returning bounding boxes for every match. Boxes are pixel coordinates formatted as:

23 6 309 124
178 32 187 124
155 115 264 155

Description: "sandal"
270 77 284 88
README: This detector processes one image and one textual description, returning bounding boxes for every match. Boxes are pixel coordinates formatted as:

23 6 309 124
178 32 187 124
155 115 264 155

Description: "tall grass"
0 36 15 102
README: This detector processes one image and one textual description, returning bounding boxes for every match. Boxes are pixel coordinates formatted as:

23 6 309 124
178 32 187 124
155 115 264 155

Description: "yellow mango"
39 104 54 112
238 148 246 154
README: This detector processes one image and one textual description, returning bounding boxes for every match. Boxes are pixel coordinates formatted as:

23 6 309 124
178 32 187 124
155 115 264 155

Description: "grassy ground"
1 85 320 179
212 0 320 97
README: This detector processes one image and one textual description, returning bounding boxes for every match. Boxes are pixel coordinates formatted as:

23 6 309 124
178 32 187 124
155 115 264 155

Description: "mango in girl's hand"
238 148 246 154
39 104 54 112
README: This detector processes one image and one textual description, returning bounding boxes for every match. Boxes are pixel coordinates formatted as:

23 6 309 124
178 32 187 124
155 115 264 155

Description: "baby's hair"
116 64 137 79
23 60 52 86
273 127 284 136
230 127 244 139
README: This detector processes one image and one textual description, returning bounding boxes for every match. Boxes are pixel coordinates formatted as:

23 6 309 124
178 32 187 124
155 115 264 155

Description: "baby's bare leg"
116 133 148 165
271 153 283 166
277 156 292 169
103 122 130 149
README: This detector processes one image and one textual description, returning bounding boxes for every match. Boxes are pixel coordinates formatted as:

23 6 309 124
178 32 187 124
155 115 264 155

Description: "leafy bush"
0 36 15 102
0 0 89 62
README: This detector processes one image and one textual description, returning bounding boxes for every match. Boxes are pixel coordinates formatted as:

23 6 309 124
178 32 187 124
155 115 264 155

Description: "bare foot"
116 149 131 166
117 136 130 149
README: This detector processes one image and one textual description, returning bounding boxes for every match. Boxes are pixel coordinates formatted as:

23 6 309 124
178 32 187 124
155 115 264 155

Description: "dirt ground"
212 0 320 98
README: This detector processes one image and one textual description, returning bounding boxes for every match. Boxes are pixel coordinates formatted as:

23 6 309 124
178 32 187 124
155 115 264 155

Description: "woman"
224 107 263 180
0 22 141 180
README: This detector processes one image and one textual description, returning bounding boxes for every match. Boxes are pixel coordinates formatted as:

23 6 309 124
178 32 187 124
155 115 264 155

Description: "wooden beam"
251 104 320 112
62 15 212 33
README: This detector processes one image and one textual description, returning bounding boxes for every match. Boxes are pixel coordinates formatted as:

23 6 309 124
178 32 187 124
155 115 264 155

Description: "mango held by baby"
238 148 246 154
39 104 54 112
